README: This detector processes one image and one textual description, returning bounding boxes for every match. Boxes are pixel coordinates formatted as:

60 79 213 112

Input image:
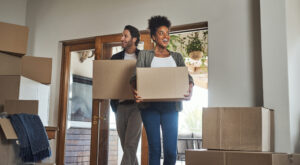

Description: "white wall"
25 0 263 161
26 0 263 123
71 51 94 78
286 0 300 153
0 0 27 25
260 0 291 153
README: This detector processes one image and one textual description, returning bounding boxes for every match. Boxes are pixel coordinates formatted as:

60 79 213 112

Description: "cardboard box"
93 60 136 99
0 118 23 165
202 107 274 151
0 76 50 125
0 52 52 84
0 22 29 56
136 67 189 101
0 119 55 164
289 154 300 165
4 100 39 115
185 150 289 165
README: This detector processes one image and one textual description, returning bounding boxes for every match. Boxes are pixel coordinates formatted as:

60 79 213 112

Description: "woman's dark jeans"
140 102 178 165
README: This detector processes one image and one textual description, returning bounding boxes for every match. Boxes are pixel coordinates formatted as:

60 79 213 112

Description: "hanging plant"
186 32 203 60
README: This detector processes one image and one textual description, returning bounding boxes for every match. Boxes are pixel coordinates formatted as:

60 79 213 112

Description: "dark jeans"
140 102 178 165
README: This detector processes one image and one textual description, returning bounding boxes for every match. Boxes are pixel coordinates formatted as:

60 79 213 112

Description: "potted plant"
167 34 188 59
186 32 203 61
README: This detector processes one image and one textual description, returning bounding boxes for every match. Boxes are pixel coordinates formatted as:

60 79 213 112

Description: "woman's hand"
184 83 194 100
131 83 143 103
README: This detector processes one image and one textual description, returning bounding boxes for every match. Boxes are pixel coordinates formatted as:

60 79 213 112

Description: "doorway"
56 22 207 165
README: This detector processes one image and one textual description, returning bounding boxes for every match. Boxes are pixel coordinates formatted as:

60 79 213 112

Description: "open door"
90 32 153 165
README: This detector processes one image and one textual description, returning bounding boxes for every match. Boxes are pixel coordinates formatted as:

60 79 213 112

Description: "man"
110 25 142 165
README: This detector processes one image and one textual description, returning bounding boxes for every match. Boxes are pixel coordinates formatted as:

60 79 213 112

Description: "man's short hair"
124 25 140 46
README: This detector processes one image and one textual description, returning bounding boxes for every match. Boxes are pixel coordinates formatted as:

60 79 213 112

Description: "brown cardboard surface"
289 154 300 165
0 52 21 75
186 150 224 165
21 56 52 84
202 107 220 149
5 100 38 115
0 75 20 105
0 22 29 56
186 150 289 165
0 52 52 84
136 67 189 100
93 60 136 99
0 118 17 139
202 107 274 151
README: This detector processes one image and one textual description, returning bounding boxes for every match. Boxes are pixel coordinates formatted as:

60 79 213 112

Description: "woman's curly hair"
148 15 171 37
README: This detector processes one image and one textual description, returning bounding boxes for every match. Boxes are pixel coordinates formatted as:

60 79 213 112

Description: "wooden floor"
64 127 118 165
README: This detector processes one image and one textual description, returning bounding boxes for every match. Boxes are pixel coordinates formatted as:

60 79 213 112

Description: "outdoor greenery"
186 32 203 54
180 106 202 134
167 30 208 60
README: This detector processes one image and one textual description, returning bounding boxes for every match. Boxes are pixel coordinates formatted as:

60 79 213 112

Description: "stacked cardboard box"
186 150 289 165
0 22 28 56
186 107 293 165
0 22 53 164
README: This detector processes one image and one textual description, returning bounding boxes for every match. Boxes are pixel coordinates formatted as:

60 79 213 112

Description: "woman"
131 15 194 165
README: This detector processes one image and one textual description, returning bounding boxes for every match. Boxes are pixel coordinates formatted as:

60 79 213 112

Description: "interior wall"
286 0 300 153
260 0 291 153
70 51 94 79
0 0 27 25
25 0 263 161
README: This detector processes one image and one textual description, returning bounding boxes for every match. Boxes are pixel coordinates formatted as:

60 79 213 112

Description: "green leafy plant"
167 34 188 58
186 32 203 54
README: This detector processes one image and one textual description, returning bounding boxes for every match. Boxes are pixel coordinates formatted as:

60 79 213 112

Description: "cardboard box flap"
0 118 17 139
0 22 29 56
137 67 189 100
21 56 52 84
93 60 136 99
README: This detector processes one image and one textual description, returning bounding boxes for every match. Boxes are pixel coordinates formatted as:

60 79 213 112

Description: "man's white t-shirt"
151 56 177 67
124 52 137 60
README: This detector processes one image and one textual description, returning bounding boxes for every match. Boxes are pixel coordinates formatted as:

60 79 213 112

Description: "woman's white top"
150 56 176 68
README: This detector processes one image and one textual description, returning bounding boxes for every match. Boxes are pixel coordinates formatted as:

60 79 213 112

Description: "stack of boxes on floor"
0 22 53 164
186 107 300 165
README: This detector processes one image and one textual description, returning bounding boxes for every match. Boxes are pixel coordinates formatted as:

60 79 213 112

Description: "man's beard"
122 39 133 50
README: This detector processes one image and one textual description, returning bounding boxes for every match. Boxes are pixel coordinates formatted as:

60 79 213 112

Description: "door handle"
92 115 107 125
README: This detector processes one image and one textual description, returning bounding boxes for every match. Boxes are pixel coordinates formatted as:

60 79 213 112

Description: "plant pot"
189 51 203 61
